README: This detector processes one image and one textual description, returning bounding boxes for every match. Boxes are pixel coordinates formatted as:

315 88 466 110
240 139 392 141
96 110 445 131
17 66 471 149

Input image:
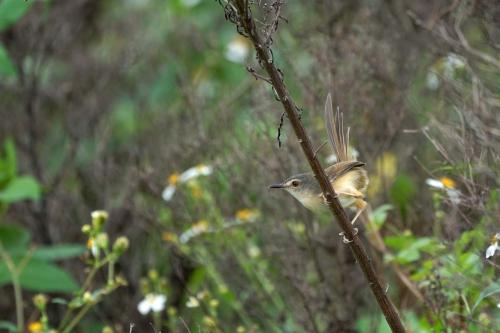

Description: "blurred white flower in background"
180 164 213 183
225 36 249 63
162 164 213 202
425 177 461 204
137 293 167 315
179 220 209 244
485 233 500 259
325 147 359 164
426 71 440 90
186 296 200 308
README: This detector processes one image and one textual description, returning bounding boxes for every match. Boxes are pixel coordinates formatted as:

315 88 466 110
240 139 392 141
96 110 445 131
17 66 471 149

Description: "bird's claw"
339 228 358 244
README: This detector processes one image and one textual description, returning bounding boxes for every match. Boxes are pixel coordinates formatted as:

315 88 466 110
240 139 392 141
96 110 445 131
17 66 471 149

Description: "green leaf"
32 244 86 261
0 224 30 252
390 174 416 217
0 259 79 292
51 297 68 305
0 321 17 332
370 204 393 228
0 137 17 184
472 281 500 312
0 0 34 31
0 43 16 77
0 176 41 203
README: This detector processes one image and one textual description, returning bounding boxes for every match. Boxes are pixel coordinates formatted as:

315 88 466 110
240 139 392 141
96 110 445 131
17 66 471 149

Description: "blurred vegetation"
0 0 499 332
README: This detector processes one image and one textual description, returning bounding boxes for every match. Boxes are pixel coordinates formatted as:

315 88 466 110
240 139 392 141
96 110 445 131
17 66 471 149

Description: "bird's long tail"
324 93 351 162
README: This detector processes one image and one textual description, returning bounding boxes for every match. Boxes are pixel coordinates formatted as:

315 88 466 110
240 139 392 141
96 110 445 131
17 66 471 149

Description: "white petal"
186 296 200 308
446 189 461 204
162 185 176 201
485 244 497 259
197 165 213 176
426 72 440 90
180 167 199 183
426 178 444 189
151 295 167 312
138 299 151 315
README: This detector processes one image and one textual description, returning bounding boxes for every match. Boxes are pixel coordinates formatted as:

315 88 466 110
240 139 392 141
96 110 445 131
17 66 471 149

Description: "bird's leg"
350 199 367 225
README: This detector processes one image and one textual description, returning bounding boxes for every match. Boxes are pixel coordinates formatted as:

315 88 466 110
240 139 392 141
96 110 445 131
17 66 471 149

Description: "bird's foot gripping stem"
339 228 358 244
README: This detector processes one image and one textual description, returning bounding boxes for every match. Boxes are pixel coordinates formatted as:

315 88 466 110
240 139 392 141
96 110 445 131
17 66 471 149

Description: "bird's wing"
325 161 365 181
325 93 351 162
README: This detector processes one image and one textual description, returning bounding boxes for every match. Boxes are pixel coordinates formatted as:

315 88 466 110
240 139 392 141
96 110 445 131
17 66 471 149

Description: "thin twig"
221 1 406 331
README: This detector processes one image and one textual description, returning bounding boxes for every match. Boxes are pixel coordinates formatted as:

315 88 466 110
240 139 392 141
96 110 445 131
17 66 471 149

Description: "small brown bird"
270 94 369 225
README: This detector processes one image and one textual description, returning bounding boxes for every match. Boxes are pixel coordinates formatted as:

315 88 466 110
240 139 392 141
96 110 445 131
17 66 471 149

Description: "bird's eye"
291 180 300 187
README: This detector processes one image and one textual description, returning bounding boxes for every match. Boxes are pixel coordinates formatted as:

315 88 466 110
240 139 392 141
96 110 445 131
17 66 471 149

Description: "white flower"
91 210 108 220
486 243 498 259
485 233 500 259
137 294 167 315
180 164 213 183
162 164 212 202
426 178 445 189
162 185 176 202
426 177 461 204
179 220 209 244
225 37 249 63
186 296 200 308
426 71 440 90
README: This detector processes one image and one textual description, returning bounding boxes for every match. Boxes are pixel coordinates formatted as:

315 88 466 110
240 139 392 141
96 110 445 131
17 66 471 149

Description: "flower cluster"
426 53 466 90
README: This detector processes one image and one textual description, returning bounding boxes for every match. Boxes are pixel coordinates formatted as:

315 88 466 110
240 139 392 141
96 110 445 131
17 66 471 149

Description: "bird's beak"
269 183 285 189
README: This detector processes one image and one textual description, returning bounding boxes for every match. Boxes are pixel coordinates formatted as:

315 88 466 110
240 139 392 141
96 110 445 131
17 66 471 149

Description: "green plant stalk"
59 261 102 329
0 243 24 333
61 302 93 333
108 260 115 285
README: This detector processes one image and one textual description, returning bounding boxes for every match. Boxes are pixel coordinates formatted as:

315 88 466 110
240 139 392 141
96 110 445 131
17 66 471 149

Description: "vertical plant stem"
0 244 24 333
223 1 406 331
108 260 115 284
12 276 23 333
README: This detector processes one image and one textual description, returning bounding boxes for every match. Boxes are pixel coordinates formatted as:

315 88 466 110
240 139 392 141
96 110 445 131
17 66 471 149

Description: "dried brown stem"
225 1 406 331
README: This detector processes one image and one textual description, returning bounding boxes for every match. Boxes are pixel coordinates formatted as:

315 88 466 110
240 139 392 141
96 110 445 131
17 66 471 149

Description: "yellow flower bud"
33 294 47 310
95 233 109 249
112 236 129 255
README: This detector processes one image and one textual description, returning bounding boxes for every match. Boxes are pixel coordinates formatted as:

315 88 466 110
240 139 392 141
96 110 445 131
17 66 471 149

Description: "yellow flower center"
28 322 42 333
86 238 94 249
193 220 209 231
235 209 259 222
440 177 456 189
162 232 178 243
168 173 180 185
